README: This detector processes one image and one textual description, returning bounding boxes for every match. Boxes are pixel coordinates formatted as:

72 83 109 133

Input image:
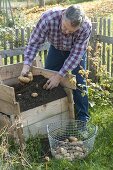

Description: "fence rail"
0 18 113 76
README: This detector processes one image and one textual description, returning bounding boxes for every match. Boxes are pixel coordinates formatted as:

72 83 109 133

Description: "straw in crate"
47 120 98 161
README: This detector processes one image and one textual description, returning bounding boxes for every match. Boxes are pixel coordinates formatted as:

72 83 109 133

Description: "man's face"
61 18 80 35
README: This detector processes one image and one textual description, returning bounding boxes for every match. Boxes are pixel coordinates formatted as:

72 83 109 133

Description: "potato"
64 138 69 142
28 72 33 81
18 76 30 83
44 156 50 162
31 93 38 97
75 146 83 152
55 154 63 159
69 136 78 142
18 72 33 84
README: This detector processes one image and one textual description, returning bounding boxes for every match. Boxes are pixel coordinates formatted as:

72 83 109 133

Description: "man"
21 5 92 122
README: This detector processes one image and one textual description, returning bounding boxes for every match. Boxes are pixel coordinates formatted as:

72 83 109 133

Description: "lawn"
1 102 113 170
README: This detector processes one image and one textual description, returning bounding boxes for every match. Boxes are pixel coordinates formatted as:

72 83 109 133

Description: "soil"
12 75 67 112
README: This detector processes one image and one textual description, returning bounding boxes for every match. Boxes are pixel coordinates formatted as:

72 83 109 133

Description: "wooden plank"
26 27 30 42
94 17 97 22
64 88 75 119
102 18 106 65
99 18 102 35
21 97 68 127
23 111 69 137
93 17 98 31
0 42 50 58
91 22 97 38
3 31 7 65
35 55 43 67
13 102 25 149
0 84 16 103
44 50 48 66
9 30 14 64
87 22 97 80
3 77 19 86
0 99 14 115
98 18 103 66
112 39 113 77
0 62 40 81
91 18 94 22
15 28 20 63
96 35 113 44
0 62 43 81
21 28 25 61
0 55 3 66
0 63 23 80
107 19 111 73
0 47 25 58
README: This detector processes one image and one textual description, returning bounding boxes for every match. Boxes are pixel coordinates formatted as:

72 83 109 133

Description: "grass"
0 102 112 170
39 106 113 170
31 107 113 170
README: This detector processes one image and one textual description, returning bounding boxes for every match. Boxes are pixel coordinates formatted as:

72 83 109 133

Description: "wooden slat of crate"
0 62 37 81
0 63 76 89
21 97 68 127
0 99 15 115
0 84 16 104
23 111 69 138
0 63 23 81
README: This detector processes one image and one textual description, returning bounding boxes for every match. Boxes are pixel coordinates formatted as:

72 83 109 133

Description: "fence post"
0 55 3 66
88 22 98 81
39 0 45 7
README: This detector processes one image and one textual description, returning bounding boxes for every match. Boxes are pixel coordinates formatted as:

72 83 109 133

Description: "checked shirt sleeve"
24 16 48 66
59 26 92 77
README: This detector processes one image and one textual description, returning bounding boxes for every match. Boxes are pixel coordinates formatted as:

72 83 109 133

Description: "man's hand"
21 64 30 76
43 73 63 90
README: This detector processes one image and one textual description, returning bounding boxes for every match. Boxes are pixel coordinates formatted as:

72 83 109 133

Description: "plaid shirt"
24 8 92 76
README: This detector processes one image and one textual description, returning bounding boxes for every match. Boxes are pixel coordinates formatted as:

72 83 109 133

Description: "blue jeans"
45 45 89 121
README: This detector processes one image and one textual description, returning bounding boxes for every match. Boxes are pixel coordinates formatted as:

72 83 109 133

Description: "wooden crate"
0 63 76 145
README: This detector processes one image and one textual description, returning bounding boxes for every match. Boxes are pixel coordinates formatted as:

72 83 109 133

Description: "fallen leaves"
19 0 113 24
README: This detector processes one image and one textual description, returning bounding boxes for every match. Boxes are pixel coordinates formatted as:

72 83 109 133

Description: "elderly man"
21 5 92 122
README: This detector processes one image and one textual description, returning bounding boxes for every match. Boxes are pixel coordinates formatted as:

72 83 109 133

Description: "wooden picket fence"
0 17 113 76
91 18 113 76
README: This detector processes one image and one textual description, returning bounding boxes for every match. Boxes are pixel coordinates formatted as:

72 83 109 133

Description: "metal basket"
47 120 98 161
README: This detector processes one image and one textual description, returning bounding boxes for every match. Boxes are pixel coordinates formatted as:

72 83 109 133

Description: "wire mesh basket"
47 120 98 161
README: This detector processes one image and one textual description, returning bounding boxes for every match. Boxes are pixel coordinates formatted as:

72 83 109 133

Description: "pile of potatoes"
18 72 33 84
52 136 88 161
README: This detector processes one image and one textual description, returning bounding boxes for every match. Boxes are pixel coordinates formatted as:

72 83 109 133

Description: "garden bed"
0 63 76 142
12 75 67 112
